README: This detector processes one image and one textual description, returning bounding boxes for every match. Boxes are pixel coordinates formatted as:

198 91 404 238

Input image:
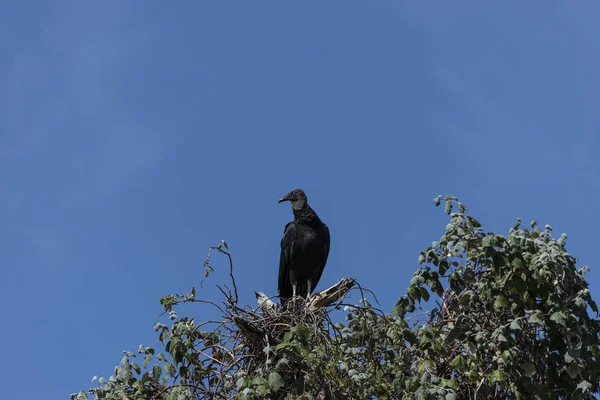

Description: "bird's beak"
278 194 291 203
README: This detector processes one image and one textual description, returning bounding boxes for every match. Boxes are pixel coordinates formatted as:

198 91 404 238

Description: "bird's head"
278 189 308 211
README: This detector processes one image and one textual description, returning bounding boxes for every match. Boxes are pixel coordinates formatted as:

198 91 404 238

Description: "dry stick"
305 278 356 311
201 245 238 305
216 246 239 305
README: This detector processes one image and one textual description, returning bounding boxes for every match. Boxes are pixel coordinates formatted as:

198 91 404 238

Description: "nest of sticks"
234 278 357 352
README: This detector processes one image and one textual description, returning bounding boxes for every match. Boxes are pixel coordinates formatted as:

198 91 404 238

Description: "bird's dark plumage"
278 189 330 302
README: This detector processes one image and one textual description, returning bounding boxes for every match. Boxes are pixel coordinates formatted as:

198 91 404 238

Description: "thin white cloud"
560 2 600 189
570 134 600 190
0 3 164 269
61 126 163 206
97 127 163 196
2 2 163 199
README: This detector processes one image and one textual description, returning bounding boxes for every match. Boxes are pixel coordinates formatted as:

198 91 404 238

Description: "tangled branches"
76 242 365 400
74 196 600 400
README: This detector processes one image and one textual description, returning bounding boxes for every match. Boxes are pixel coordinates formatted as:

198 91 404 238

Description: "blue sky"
1 2 599 398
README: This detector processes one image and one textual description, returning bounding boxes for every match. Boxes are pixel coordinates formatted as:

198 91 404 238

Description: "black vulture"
277 189 330 302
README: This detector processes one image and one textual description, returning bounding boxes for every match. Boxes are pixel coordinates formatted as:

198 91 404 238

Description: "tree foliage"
73 196 600 400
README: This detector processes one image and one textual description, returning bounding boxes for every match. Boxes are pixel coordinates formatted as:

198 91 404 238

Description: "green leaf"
445 200 453 215
520 362 535 377
130 362 141 375
489 369 507 383
574 297 586 309
467 216 481 228
493 253 508 269
508 253 523 267
528 313 545 326
156 353 168 362
143 355 152 369
510 277 527 294
273 342 294 351
433 196 441 206
566 362 581 379
430 278 444 297
467 370 479 383
494 295 509 311
255 384 269 396
410 275 425 286
482 235 496 248
451 355 467 372
440 378 459 390
589 299 599 314
465 341 477 356
251 377 268 386
576 380 593 393
459 293 471 305
509 319 521 331
291 325 310 339
153 365 162 380
236 377 246 390
268 371 285 392
165 363 176 377
439 260 449 275
550 311 567 327
417 359 435 375
408 286 420 300
565 349 578 364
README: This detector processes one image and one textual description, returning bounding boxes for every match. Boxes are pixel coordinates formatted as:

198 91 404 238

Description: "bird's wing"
314 223 330 290
278 222 296 297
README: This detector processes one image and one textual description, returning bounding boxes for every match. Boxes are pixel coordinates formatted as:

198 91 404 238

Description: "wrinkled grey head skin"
278 189 308 211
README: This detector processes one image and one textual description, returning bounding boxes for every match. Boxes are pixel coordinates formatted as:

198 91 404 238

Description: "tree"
73 196 600 400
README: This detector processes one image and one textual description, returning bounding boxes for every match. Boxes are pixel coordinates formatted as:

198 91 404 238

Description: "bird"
277 189 330 302
254 291 277 316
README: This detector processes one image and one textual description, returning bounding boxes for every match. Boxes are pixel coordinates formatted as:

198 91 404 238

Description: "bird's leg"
292 284 297 299
306 280 312 299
